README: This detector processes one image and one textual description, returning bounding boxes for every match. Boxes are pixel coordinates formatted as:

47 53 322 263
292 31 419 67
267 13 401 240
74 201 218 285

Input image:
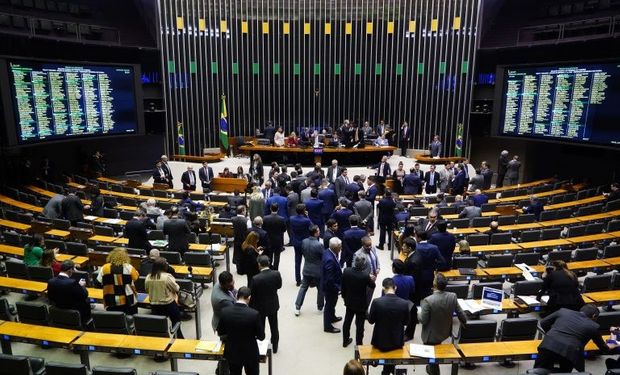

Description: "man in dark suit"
418 209 440 236
428 221 456 269
217 286 265 375
318 181 337 224
430 135 442 157
160 155 174 188
424 165 440 194
304 189 325 233
326 159 342 184
368 278 410 375
323 219 339 249
251 217 270 253
341 255 375 347
409 229 446 303
341 215 367 267
125 210 152 251
249 256 282 353
345 175 362 202
264 189 288 220
377 190 396 250
263 123 276 144
496 150 509 188
400 122 411 157
534 304 613 372
334 168 350 198
198 161 214 192
61 190 87 225
227 190 246 210
523 195 544 221
480 161 494 190
470 189 488 207
505 155 521 186
403 169 422 195
290 204 313 286
374 155 391 178
47 260 91 323
163 213 191 255
452 164 466 195
153 161 169 185
322 237 343 333
331 197 354 237
180 166 197 191
232 206 250 269
262 204 287 270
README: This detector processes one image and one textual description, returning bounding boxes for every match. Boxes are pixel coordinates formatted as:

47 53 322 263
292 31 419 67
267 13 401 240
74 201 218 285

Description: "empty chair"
472 282 503 299
541 228 562 240
567 225 587 237
457 320 497 343
0 298 15 321
539 211 557 222
555 208 574 219
3 231 22 246
160 251 182 265
513 252 541 266
486 254 514 268
445 284 469 299
490 232 512 245
497 317 538 341
466 234 489 246
452 256 478 269
44 239 66 252
27 266 54 282
409 207 429 217
574 247 598 261
605 200 620 212
0 353 45 375
603 245 620 258
480 203 496 213
94 225 115 236
472 217 492 228
183 252 212 267
125 248 146 256
52 218 71 230
92 366 138 375
513 280 543 296
16 213 33 224
582 274 612 292
520 230 541 242
449 218 470 229
607 220 620 232
199 233 221 245
516 214 536 224
437 206 457 215
76 222 93 230
97 245 116 253
103 208 118 219
547 250 573 262
133 314 180 338
65 242 88 256
119 211 135 221
48 306 86 330
6 259 28 279
16 302 48 325
148 230 165 240
134 276 146 292
497 215 516 226
45 362 89 375
596 311 620 334
585 222 604 235
91 311 134 334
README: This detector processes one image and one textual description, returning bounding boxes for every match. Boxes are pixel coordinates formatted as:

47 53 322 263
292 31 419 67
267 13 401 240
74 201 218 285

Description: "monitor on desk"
481 286 504 310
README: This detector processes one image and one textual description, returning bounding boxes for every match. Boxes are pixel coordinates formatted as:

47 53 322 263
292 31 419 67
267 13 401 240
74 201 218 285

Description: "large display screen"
496 62 620 147
6 59 139 143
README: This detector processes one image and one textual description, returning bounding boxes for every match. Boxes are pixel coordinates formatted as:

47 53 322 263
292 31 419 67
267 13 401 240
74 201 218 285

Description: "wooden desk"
0 276 47 294
0 321 82 354
0 219 30 232
414 154 466 165
544 195 606 210
0 194 43 213
88 235 118 244
447 228 480 235
171 265 214 283
491 189 566 204
209 221 234 237
566 259 612 273
576 210 620 222
443 211 500 220
518 239 571 250
356 344 460 374
455 243 522 255
567 233 616 244
539 218 581 227
45 229 71 239
484 178 554 194
482 267 524 279
240 144 397 164
500 223 543 231
211 177 249 193
603 257 620 266
73 332 171 368
442 268 488 281
458 340 540 363
0 244 85 266
582 291 620 307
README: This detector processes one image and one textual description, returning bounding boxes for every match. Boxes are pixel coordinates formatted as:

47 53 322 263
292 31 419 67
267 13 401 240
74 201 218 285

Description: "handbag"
178 290 196 309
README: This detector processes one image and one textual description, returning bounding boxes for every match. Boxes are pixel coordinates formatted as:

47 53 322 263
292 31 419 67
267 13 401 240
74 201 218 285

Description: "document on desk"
409 344 435 358
517 295 541 307
83 215 97 221
515 263 537 281
195 340 222 352
458 299 485 314
257 339 269 356
104 218 122 224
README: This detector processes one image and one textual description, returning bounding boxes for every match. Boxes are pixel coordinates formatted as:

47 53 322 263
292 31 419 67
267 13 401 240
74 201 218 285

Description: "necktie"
430 172 434 185
426 222 432 231
380 163 385 176
189 172 194 185
369 251 376 274
333 169 337 181
204 168 209 183
345 176 349 184
159 168 165 178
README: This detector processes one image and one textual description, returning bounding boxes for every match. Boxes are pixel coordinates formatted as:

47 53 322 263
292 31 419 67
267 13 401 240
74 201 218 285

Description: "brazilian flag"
177 122 185 155
220 95 229 152
455 123 463 156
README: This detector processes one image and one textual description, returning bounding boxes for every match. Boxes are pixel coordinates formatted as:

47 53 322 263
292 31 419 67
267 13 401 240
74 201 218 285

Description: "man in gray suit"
43 193 65 219
294 225 325 315
505 155 521 186
211 271 237 332
326 159 342 184
354 191 374 234
334 168 350 198
458 200 482 226
430 135 442 157
418 273 467 375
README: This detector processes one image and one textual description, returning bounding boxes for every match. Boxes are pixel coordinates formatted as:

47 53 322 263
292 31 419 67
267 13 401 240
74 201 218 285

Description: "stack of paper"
195 340 222 352
458 299 485 314
517 295 541 307
83 215 97 221
104 218 121 224
409 344 435 358
515 263 538 281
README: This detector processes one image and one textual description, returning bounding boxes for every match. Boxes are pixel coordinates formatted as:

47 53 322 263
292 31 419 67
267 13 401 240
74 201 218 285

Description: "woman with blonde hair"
537 259 584 313
97 247 140 314
248 185 265 221
241 231 263 285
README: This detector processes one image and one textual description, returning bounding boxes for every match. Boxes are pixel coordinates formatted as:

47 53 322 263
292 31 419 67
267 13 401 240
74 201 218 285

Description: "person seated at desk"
274 126 285 146
469 189 488 207
604 182 620 202
373 134 389 146
220 167 233 178
536 260 584 314
179 191 204 212
455 239 470 256
483 221 502 235
394 205 410 224
40 248 61 276
140 249 176 276
140 198 164 216
458 200 482 226
236 166 250 182
125 209 153 251
218 204 235 219
286 132 299 147
47 260 91 323
523 194 544 221
24 233 45 267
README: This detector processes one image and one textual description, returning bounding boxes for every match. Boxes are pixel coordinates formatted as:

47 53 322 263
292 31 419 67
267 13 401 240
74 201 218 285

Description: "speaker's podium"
211 177 249 193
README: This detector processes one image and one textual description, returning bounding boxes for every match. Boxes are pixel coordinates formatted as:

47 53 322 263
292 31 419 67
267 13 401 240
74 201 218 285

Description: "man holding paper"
418 273 467 375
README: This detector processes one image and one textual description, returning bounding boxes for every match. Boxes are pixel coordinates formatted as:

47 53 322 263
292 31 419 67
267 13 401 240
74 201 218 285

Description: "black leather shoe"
343 338 353 347
332 316 343 323
324 327 341 333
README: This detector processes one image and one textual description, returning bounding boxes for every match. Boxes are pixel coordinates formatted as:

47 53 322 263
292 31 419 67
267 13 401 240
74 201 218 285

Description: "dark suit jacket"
334 176 349 197
304 198 324 226
227 195 246 209
318 188 337 216
524 201 544 221
498 155 509 174
326 166 342 183
403 174 422 195
198 166 214 188
452 170 466 194
374 162 391 178
217 302 266 365
366 185 379 202
262 214 287 256
377 197 396 225
368 294 410 351
163 218 191 253
302 237 324 278
290 215 312 247
181 170 197 191
321 249 342 294
61 194 84 222
161 162 173 180
265 194 288 219
249 269 282 315
429 231 456 269
341 267 375 312
47 275 90 320
153 167 168 184
251 226 269 251
539 308 607 370
323 229 337 249
125 218 151 251
430 141 442 157
537 270 584 311
345 182 361 200
342 227 367 264
424 171 439 190
331 208 353 237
